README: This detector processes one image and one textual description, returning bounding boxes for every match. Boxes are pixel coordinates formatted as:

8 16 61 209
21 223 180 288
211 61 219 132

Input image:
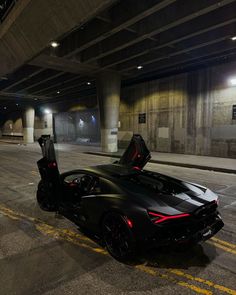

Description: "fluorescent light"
50 41 59 48
44 109 51 114
229 77 236 86
137 65 143 70
231 36 236 41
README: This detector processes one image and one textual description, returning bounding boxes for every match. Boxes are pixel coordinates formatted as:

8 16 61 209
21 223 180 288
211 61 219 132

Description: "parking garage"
0 0 236 294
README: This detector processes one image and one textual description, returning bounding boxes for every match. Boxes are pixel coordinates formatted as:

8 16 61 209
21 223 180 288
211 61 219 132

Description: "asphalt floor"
0 142 235 295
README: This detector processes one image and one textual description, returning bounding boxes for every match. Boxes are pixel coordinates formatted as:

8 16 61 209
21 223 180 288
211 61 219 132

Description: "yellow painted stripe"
0 203 235 295
210 237 236 249
208 241 236 256
136 265 213 295
169 269 236 295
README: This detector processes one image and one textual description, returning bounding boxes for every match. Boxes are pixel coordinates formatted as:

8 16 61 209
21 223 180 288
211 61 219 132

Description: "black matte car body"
36 134 224 260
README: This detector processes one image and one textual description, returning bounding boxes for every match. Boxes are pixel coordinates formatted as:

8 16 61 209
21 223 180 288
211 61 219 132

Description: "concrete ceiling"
1 0 236 111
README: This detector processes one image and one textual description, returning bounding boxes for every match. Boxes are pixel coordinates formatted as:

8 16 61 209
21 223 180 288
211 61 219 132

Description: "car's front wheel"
37 180 58 212
102 212 136 261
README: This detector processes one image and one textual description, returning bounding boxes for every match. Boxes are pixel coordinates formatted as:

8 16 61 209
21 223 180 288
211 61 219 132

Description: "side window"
63 173 85 184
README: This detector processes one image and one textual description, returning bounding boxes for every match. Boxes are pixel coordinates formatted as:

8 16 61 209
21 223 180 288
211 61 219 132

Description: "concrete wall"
1 113 23 137
119 62 236 158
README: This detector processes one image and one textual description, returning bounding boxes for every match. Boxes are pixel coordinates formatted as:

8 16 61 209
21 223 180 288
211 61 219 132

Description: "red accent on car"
133 166 141 170
48 162 57 168
126 218 133 228
148 211 190 224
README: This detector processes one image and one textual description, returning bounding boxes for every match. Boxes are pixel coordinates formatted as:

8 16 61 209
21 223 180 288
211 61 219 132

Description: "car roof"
85 164 140 179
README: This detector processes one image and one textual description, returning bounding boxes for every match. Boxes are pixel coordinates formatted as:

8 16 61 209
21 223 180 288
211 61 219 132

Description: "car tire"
102 212 136 262
37 180 58 212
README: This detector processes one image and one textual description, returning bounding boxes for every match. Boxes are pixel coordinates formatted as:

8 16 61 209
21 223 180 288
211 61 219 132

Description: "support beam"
80 0 236 63
127 43 236 79
118 30 234 72
22 106 35 143
0 0 117 77
97 71 121 152
99 4 236 68
29 54 99 75
58 0 175 57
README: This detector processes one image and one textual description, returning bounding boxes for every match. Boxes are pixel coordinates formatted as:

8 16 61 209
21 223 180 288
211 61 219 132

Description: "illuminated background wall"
119 62 236 158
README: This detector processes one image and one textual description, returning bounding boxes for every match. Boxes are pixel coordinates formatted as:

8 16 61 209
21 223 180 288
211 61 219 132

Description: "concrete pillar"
22 107 35 143
97 71 121 152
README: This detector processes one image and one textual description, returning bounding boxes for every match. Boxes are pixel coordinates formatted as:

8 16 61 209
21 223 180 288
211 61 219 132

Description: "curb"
84 152 236 174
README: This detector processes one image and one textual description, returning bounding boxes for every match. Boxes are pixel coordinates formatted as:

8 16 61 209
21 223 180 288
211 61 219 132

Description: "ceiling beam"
31 76 85 95
99 4 236 68
126 43 236 78
117 26 236 72
0 91 49 100
58 0 175 58
0 0 117 77
80 0 236 63
29 54 99 75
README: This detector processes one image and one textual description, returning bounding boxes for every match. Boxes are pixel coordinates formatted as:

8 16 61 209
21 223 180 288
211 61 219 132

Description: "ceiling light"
16 103 19 106
231 36 236 41
34 98 38 101
57 90 60 94
44 109 51 114
137 65 143 70
4 106 7 109
229 78 236 86
50 41 59 48
87 82 91 85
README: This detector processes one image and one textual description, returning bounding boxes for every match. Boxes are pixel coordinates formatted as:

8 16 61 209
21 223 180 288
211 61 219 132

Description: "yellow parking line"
136 265 213 295
168 269 236 295
210 237 236 249
0 203 236 295
207 241 236 256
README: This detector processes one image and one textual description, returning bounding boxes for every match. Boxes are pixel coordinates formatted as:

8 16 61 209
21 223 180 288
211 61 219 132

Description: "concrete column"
97 71 121 152
22 107 35 143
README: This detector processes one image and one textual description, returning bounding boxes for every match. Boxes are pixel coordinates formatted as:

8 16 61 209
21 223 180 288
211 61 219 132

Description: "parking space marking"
0 203 236 295
210 237 236 249
207 241 236 256
168 269 236 295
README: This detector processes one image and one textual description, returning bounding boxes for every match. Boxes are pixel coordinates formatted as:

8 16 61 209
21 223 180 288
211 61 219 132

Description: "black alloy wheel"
36 180 57 212
102 212 135 261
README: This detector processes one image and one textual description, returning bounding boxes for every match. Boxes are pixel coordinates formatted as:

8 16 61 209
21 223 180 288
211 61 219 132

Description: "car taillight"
148 211 190 224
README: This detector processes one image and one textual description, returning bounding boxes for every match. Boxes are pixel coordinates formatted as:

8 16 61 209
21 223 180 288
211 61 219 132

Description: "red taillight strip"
148 211 190 224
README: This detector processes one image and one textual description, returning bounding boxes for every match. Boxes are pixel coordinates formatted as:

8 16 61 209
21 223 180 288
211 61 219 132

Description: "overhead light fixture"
229 77 236 86
16 103 19 106
50 41 59 48
137 65 143 70
231 36 236 41
34 98 38 101
87 82 91 85
44 109 51 114
56 90 60 94
4 106 7 110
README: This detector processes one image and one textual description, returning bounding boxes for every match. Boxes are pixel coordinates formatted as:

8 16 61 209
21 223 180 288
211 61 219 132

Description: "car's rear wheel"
102 212 136 261
37 180 57 212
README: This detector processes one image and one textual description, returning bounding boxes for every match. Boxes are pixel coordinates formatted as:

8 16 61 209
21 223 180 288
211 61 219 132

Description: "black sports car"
36 134 224 261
